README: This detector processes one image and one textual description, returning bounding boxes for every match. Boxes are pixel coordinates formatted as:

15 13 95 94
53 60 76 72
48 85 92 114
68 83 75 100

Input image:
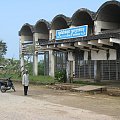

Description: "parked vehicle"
0 77 16 93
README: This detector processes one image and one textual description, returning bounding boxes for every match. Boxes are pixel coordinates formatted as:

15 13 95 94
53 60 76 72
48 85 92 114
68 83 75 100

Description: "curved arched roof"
71 8 95 26
19 23 34 36
72 8 95 20
34 19 51 32
95 0 120 22
51 14 71 29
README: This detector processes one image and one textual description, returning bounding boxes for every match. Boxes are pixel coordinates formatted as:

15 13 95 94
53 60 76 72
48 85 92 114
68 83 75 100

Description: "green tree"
0 40 7 58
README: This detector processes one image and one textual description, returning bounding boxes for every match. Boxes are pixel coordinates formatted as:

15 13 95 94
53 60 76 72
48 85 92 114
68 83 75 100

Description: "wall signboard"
56 25 88 40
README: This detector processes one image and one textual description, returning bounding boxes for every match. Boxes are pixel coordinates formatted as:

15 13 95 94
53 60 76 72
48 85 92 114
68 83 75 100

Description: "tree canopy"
0 40 7 58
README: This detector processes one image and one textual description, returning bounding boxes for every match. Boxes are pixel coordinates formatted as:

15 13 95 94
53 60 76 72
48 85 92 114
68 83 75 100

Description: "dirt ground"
0 82 120 120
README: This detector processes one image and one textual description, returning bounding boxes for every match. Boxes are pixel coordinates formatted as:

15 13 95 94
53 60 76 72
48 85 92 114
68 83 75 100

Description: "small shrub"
55 70 67 83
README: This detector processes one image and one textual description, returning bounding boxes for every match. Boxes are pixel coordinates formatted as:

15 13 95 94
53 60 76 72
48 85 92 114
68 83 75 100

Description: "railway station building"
19 0 120 82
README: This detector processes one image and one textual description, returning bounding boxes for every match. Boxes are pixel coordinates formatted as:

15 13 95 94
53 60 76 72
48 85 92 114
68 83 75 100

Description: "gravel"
0 92 118 120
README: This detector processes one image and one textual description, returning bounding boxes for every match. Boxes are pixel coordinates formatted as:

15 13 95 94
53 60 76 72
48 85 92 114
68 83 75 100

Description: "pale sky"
0 0 117 59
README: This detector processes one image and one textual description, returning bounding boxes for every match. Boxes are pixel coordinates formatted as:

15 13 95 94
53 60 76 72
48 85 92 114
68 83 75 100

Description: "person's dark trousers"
24 86 28 95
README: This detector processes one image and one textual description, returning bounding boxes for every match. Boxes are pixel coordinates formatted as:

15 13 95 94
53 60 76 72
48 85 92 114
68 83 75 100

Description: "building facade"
19 0 120 81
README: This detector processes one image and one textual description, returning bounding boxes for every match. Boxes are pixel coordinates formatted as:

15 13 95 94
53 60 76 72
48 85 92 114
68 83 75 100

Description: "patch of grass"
29 75 55 85
0 73 55 85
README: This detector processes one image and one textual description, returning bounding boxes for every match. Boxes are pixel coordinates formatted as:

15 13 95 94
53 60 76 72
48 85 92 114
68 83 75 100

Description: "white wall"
91 50 107 60
108 49 116 60
68 52 74 61
90 49 116 60
34 33 48 40
94 21 120 34
84 51 88 60
38 33 48 39
21 35 33 41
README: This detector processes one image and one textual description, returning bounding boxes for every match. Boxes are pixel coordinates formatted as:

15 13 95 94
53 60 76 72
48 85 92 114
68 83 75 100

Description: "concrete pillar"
19 36 24 74
20 53 24 74
33 33 38 76
33 51 38 76
94 21 101 35
49 30 56 40
94 60 101 82
49 50 55 77
67 51 75 82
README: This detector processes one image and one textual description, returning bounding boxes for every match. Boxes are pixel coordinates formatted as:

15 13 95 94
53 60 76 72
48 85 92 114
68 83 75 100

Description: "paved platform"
72 85 107 93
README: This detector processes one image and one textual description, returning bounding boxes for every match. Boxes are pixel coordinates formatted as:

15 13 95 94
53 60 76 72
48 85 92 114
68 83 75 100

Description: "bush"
55 70 67 83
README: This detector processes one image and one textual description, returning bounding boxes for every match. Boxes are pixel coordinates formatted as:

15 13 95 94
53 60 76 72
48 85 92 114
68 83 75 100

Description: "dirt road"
0 83 120 120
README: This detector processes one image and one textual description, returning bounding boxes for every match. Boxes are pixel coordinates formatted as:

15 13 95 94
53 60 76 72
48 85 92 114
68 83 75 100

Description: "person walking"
22 70 29 95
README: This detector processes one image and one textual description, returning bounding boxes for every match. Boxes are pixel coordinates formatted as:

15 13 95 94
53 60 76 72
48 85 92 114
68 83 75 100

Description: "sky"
0 0 119 60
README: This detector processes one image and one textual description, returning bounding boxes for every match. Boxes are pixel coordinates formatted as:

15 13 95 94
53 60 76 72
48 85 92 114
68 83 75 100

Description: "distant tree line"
0 40 7 58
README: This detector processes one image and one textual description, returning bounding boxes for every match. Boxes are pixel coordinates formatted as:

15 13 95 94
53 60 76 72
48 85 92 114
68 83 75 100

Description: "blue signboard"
56 25 88 40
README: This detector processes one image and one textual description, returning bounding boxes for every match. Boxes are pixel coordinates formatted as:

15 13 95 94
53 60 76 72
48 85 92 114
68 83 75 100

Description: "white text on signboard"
56 25 88 40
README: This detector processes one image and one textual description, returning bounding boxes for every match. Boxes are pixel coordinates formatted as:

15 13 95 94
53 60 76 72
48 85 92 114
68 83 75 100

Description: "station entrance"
75 50 120 81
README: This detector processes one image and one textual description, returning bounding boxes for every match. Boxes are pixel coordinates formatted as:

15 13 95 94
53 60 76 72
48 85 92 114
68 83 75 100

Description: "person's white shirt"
22 73 29 86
